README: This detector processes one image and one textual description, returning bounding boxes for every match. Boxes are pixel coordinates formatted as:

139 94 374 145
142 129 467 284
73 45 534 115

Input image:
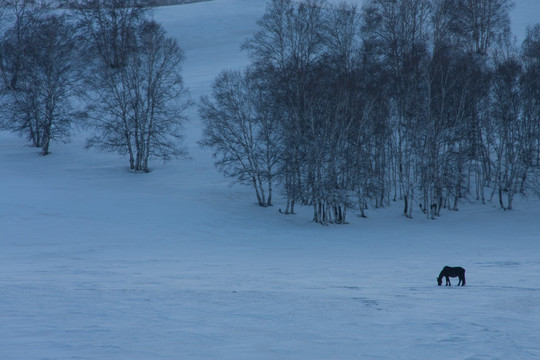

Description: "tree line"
199 0 540 224
0 0 190 172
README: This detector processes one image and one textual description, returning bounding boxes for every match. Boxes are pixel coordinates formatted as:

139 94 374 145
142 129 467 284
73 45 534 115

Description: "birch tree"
362 0 431 218
489 54 530 210
199 69 280 207
521 25 540 180
3 14 81 155
0 0 50 91
86 20 189 172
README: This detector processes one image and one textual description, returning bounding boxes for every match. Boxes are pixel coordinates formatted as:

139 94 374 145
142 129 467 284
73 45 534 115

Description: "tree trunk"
498 188 506 210
407 192 414 218
41 132 50 156
507 189 514 210
266 175 273 207
403 195 409 217
252 175 264 206
41 113 52 156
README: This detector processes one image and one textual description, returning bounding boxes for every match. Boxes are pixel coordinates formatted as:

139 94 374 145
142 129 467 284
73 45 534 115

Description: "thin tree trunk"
267 174 273 207
41 132 50 156
498 188 506 210
507 190 514 210
252 175 263 206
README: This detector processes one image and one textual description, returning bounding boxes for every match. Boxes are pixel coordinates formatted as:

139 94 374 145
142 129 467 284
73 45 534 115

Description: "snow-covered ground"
1 0 540 359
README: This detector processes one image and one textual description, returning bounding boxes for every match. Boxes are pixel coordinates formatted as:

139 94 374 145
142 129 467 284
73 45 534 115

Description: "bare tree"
3 14 81 155
415 0 476 218
76 0 149 69
86 20 190 172
0 0 50 91
199 69 279 207
446 0 513 55
488 53 530 210
521 25 540 173
243 0 330 218
362 0 432 218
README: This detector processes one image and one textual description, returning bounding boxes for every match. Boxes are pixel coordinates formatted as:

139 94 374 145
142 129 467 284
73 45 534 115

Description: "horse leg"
457 277 462 286
445 276 451 286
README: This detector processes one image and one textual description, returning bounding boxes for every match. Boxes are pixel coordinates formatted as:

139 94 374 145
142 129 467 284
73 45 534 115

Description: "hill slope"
1 0 540 359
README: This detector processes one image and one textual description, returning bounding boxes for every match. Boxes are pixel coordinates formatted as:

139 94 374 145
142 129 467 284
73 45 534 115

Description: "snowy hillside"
1 0 540 359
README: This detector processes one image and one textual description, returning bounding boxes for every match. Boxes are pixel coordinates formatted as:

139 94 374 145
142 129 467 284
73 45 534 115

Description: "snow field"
1 0 540 359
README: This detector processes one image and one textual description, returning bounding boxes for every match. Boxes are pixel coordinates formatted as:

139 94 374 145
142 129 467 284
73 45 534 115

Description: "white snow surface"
1 0 540 359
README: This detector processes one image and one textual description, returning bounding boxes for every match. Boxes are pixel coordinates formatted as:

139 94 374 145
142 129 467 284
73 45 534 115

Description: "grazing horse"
437 266 466 286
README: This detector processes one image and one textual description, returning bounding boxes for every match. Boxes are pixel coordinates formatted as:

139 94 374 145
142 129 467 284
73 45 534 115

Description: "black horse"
437 266 466 286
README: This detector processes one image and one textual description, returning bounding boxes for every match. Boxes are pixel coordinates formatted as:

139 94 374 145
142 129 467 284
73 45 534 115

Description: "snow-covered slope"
1 0 540 359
